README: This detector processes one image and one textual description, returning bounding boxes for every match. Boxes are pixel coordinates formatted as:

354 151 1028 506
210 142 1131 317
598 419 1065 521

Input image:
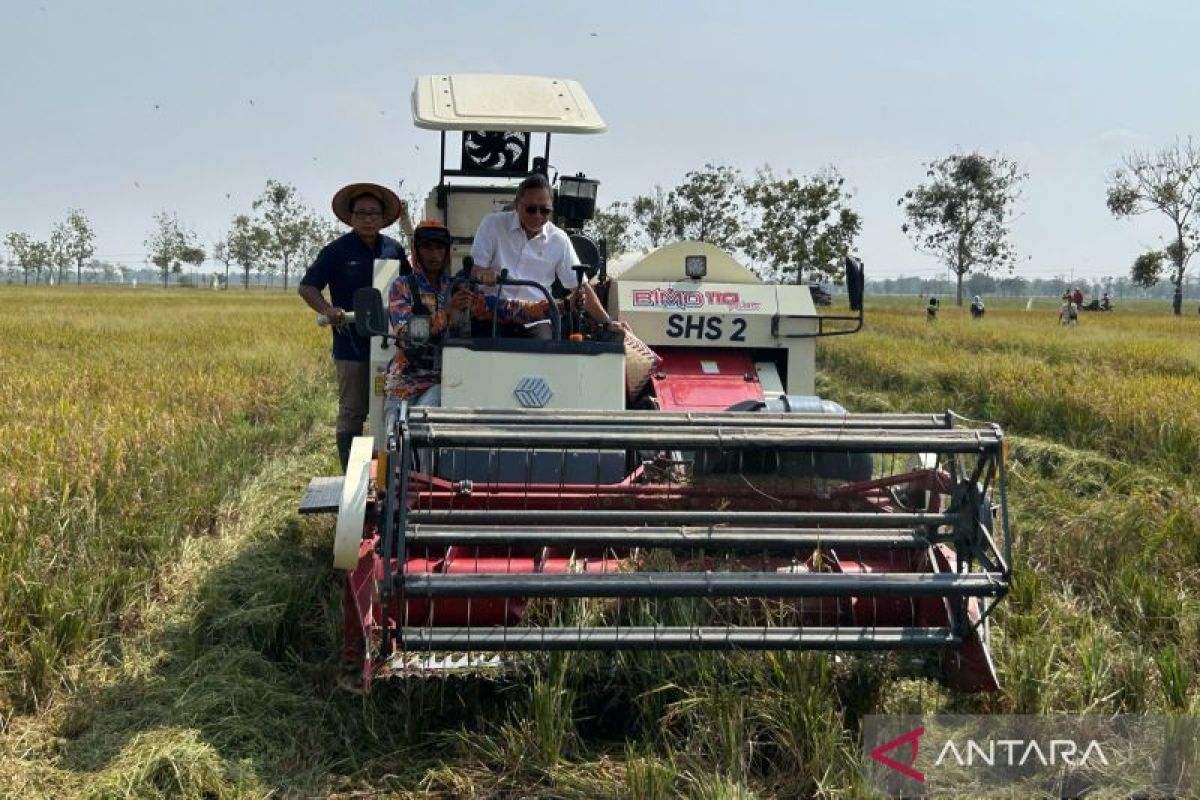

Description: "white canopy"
411 74 607 133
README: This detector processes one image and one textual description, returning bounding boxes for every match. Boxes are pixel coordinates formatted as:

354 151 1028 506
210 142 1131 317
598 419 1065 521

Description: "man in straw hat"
298 182 411 471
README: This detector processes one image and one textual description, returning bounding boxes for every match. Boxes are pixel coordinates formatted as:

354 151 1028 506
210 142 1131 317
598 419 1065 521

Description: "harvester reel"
343 408 1012 692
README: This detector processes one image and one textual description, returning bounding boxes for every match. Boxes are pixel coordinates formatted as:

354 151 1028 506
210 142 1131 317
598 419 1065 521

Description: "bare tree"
1107 137 1200 315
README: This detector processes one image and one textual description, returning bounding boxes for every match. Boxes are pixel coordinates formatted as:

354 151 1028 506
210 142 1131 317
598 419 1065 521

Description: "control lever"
488 268 562 340
449 256 475 337
569 266 590 341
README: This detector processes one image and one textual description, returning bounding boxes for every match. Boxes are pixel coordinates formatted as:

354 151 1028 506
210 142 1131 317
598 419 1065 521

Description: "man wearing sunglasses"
299 182 410 471
470 173 627 339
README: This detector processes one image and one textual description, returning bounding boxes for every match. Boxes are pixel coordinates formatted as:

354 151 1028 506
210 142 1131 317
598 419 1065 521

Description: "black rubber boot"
336 433 355 473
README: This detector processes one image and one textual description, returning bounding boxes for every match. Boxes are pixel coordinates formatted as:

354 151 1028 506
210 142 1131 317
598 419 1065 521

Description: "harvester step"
299 476 342 515
405 525 932 550
400 571 1006 598
397 625 961 651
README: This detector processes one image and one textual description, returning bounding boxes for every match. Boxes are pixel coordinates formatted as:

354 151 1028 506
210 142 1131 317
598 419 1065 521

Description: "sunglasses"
523 204 553 216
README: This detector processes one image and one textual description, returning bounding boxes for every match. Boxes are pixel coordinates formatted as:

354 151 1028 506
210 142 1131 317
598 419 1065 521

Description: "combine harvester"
301 74 1012 693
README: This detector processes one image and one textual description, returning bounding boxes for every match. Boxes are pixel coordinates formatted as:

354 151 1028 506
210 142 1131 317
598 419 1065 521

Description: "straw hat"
331 182 403 227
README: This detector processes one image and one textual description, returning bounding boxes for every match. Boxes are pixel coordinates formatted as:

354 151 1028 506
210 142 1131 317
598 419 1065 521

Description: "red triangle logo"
869 726 926 783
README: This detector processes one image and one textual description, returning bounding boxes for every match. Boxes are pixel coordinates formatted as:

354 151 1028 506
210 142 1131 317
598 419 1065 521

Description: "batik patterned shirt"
385 268 549 400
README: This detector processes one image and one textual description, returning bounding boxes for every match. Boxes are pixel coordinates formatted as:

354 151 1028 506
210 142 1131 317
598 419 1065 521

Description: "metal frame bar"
404 425 1002 453
404 525 932 550
407 509 956 527
410 408 956 429
400 572 1005 599
398 626 960 651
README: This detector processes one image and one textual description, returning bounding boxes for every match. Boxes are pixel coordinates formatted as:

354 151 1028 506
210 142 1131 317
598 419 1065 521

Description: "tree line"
4 180 337 290
6 138 1200 314
587 139 1200 314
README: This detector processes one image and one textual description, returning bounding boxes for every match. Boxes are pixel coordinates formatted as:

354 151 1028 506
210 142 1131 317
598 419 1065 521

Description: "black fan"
461 131 530 174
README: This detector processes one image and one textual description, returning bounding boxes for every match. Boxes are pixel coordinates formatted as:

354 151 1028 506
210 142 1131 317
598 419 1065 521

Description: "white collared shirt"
470 210 581 303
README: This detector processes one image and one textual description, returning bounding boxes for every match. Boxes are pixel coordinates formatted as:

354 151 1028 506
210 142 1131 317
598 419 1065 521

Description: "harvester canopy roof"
411 74 607 133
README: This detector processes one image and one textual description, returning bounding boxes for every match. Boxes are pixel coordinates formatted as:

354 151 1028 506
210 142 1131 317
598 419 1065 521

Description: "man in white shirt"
471 174 627 339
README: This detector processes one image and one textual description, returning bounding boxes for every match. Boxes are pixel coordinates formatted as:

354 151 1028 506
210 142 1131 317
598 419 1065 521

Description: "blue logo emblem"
514 377 553 408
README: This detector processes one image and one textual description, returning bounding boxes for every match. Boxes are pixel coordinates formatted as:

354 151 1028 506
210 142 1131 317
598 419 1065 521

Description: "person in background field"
926 296 939 321
386 219 556 406
470 173 628 339
1072 287 1083 308
970 294 986 319
298 182 411 472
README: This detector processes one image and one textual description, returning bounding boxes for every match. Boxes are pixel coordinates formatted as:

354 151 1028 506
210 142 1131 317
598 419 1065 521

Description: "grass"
1 288 1199 797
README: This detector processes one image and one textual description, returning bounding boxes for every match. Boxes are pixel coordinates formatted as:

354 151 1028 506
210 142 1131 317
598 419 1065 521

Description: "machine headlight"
685 255 707 280
409 315 432 344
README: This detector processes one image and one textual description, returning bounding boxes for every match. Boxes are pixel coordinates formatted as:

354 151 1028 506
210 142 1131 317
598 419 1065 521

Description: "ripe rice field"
1 286 1198 798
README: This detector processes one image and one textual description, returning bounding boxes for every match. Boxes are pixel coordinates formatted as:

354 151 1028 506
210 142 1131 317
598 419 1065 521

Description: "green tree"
742 167 861 284
1106 137 1200 315
179 243 206 283
4 232 51 285
145 211 201 288
669 163 745 249
50 209 96 285
252 179 320 291
630 186 679 249
47 226 72 285
225 213 269 289
298 215 338 267
584 201 634 261
211 240 231 288
899 152 1025 305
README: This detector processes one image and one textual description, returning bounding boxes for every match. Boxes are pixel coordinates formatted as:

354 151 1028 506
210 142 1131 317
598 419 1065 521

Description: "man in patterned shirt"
385 220 551 404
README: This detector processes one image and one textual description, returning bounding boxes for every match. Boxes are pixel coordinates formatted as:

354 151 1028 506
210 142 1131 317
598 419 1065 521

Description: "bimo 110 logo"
631 288 758 310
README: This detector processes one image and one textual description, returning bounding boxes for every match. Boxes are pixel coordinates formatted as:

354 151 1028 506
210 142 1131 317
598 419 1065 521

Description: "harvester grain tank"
301 74 1012 693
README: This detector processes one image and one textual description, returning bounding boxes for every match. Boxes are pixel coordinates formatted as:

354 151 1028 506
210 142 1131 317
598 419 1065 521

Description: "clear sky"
3 0 1199 280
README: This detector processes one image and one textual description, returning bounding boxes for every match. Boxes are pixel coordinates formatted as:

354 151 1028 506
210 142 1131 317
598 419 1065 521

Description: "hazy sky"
3 1 1199 280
